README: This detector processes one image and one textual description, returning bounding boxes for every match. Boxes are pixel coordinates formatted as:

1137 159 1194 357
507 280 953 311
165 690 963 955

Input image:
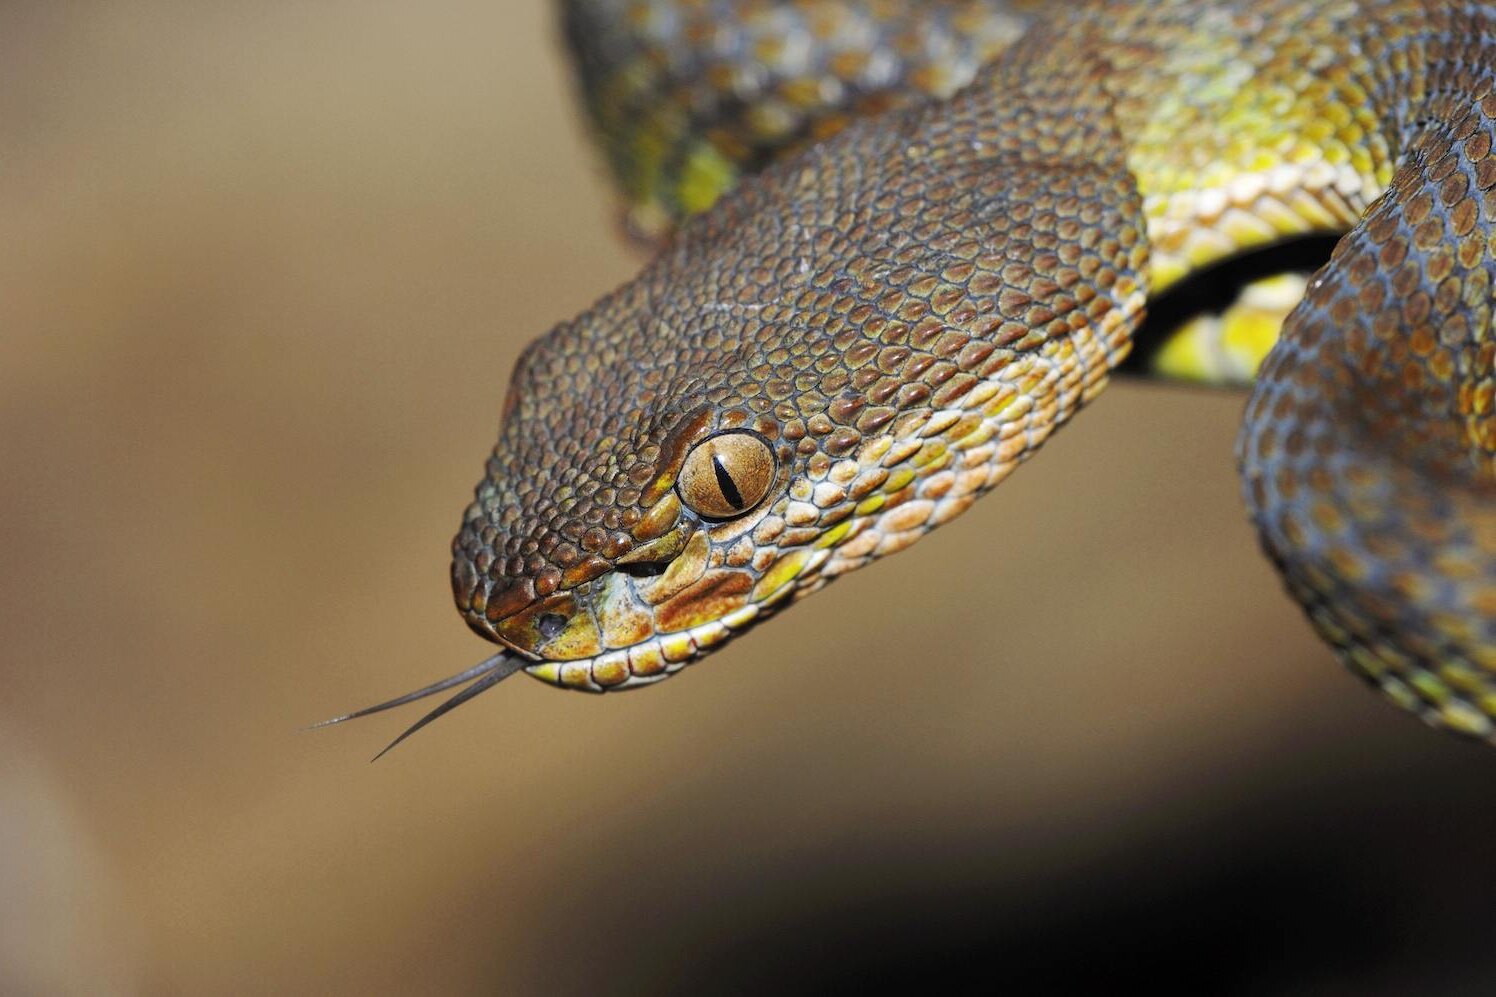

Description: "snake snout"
456 574 601 661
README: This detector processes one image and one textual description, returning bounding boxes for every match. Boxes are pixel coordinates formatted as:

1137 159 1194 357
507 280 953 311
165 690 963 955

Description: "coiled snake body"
321 0 1496 756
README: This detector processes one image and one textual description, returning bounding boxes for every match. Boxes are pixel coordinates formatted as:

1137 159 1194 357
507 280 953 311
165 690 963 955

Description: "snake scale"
319 0 1496 757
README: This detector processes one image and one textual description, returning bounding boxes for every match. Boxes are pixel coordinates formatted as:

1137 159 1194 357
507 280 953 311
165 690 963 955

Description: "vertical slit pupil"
711 454 746 509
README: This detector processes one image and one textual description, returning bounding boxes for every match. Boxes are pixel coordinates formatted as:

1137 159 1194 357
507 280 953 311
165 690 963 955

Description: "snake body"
323 1 1496 752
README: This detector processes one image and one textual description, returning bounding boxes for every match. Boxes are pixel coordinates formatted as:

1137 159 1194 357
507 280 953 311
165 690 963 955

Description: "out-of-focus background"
5 2 1496 993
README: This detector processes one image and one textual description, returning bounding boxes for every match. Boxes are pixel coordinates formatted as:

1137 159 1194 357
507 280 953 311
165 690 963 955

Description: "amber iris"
676 431 776 519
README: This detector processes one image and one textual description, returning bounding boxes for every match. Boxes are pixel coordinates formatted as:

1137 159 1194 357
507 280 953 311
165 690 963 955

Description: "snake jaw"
470 511 794 690
315 541 768 750
521 548 820 691
460 479 847 693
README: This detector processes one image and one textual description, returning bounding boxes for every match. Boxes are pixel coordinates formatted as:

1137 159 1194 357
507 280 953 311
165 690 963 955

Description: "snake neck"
861 0 1496 732
1065 0 1496 480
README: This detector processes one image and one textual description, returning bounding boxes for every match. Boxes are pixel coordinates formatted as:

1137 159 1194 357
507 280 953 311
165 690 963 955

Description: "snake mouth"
520 583 777 691
508 543 829 692
313 544 830 757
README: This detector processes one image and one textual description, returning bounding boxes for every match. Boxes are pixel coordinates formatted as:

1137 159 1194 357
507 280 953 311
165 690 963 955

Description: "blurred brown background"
4 2 1495 994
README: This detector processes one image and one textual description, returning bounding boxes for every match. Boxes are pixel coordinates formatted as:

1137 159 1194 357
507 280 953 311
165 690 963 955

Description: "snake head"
448 263 823 691
320 66 1144 752
449 90 1143 692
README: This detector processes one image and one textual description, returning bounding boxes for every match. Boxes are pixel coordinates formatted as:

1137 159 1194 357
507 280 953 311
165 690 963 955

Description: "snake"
317 0 1496 758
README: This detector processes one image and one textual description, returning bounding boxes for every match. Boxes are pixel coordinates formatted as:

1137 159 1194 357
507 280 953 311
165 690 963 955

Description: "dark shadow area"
1121 234 1342 384
511 728 1496 997
684 755 1494 995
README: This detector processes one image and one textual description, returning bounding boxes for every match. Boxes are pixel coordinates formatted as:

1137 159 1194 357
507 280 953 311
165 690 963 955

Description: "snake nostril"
537 613 568 639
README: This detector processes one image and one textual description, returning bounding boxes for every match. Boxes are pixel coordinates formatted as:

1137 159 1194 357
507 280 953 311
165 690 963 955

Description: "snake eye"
677 431 776 520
